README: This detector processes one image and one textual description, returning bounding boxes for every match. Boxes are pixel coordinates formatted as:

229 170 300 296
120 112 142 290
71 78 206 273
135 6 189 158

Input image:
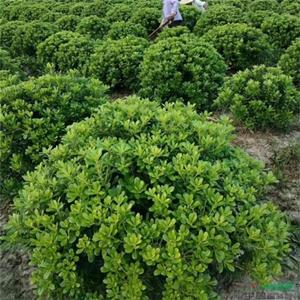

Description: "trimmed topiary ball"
0 21 25 50
244 10 277 28
76 16 110 40
201 23 274 72
214 65 299 130
193 4 243 35
37 31 94 72
247 0 279 12
139 35 227 110
156 26 191 41
88 36 149 91
5 97 290 299
0 47 21 74
11 21 58 56
130 7 161 34
55 14 81 31
106 21 147 40
261 13 300 53
278 39 300 87
180 5 203 31
280 0 300 16
0 72 108 199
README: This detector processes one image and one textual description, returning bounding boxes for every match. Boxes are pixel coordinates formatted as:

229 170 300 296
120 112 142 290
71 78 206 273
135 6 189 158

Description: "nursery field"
0 0 299 299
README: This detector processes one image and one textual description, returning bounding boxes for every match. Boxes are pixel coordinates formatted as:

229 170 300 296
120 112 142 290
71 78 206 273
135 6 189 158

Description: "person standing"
161 0 183 27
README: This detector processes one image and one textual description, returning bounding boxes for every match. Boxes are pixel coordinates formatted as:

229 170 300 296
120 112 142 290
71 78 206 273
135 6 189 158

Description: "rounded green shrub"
0 72 108 199
37 31 94 72
261 13 300 52
82 1 113 17
5 97 290 299
194 4 243 35
139 36 226 110
280 0 300 16
0 47 21 73
244 10 277 28
0 21 25 50
214 65 299 130
55 15 81 31
88 36 149 91
247 0 279 12
39 11 64 22
11 21 58 56
278 39 300 87
69 2 86 16
130 7 161 34
106 21 147 40
180 5 202 31
207 0 248 8
156 26 191 41
0 70 21 89
202 23 274 72
105 4 133 23
76 16 110 40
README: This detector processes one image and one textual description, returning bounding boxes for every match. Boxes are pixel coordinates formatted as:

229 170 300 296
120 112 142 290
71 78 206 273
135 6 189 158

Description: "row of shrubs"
1 1 297 299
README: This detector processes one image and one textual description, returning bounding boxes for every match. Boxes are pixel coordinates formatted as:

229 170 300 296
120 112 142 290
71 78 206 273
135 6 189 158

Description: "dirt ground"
0 123 299 300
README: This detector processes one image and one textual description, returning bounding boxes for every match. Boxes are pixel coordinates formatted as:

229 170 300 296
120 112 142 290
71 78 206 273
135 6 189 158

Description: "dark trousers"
169 20 183 27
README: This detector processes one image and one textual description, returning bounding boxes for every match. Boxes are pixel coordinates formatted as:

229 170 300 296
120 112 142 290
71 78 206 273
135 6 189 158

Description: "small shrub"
261 13 300 53
76 16 110 39
130 7 161 34
37 31 94 72
244 10 277 28
69 2 86 16
82 1 113 17
106 21 147 40
0 70 21 89
0 21 25 50
139 35 227 110
207 0 248 8
11 21 58 56
214 65 299 130
0 72 108 199
194 4 243 35
156 26 191 41
55 15 81 31
280 0 300 16
0 47 21 73
88 36 149 91
247 0 279 12
278 39 300 87
105 4 133 23
202 23 274 72
5 97 290 299
180 5 202 30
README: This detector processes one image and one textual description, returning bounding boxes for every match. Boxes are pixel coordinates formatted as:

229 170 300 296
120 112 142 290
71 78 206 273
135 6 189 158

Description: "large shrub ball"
214 65 299 130
11 21 58 56
201 23 274 72
280 0 300 16
207 0 248 8
76 16 110 40
244 10 277 28
156 26 191 41
105 3 133 23
0 73 108 199
261 13 300 53
37 31 94 72
247 0 279 12
193 4 243 35
88 36 149 91
55 14 81 31
130 7 161 34
180 5 202 31
278 39 300 87
106 21 147 40
139 36 226 110
0 47 21 73
5 97 291 299
0 21 25 50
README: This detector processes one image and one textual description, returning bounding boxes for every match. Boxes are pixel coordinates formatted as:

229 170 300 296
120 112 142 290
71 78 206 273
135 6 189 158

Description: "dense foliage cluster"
6 98 290 299
201 23 274 72
278 39 300 87
88 37 149 91
0 73 108 199
140 35 226 110
37 31 93 72
1 0 298 298
214 65 299 130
